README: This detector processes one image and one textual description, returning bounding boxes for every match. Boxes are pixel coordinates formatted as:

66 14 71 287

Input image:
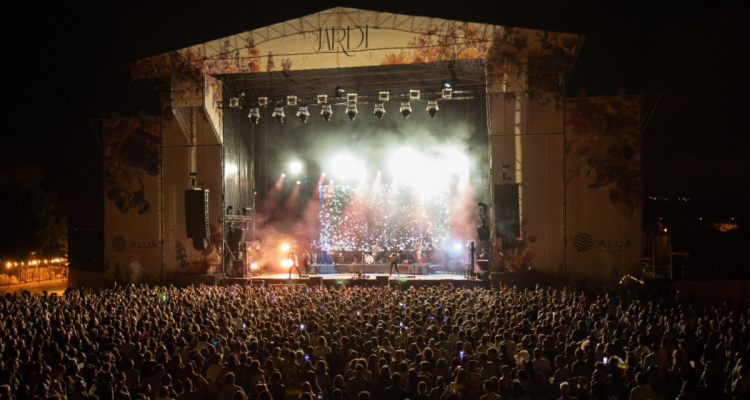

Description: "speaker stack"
185 189 211 250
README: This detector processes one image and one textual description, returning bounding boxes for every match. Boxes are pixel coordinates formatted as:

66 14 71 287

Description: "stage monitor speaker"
376 276 389 287
477 225 490 241
230 228 246 244
233 260 245 278
494 184 520 248
185 189 210 249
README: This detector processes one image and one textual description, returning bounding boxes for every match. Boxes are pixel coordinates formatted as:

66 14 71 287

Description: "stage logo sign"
573 232 635 253
303 25 369 56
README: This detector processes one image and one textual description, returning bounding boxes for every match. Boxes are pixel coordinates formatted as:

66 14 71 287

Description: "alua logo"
130 241 159 250
573 232 593 252
112 236 127 253
597 239 635 251
303 25 369 57
111 235 159 252
574 232 634 252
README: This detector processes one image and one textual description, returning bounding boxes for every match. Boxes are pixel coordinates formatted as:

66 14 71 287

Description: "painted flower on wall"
566 96 641 218
103 118 161 215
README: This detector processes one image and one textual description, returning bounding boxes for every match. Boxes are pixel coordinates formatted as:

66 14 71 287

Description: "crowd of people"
1 281 749 400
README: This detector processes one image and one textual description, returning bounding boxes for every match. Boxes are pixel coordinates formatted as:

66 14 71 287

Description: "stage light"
335 86 346 98
328 153 367 181
248 108 260 124
426 100 439 118
330 180 334 184
374 103 386 120
250 263 258 270
296 180 301 184
442 88 452 99
290 161 303 174
281 173 286 177
287 95 297 106
281 259 293 268
296 107 310 123
321 172 326 177
453 243 462 250
281 242 290 251
272 107 285 123
346 103 358 121
229 97 240 108
321 104 333 121
347 93 358 103
441 81 452 90
410 90 421 101
400 101 412 119
258 97 269 106
317 94 328 104
379 91 390 102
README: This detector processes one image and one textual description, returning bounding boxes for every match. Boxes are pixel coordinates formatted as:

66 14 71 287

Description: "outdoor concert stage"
81 8 641 291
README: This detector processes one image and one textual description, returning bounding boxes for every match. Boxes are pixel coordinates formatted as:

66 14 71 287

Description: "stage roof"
130 7 584 82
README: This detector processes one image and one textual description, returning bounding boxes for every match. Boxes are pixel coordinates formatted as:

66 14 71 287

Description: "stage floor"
250 272 469 281
223 271 488 289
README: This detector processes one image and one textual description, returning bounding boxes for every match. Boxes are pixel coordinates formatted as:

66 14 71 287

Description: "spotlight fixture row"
235 83 466 123
249 101 442 123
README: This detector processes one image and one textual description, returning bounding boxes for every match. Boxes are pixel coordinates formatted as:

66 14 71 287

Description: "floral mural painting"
381 22 492 66
174 223 223 275
493 216 537 272
566 96 641 218
103 118 161 215
204 75 223 134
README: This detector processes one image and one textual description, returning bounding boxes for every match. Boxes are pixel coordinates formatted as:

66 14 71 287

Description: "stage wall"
565 96 642 284
103 117 162 284
161 96 224 279
488 69 566 274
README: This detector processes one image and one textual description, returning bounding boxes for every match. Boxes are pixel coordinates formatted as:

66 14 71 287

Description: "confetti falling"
320 184 451 251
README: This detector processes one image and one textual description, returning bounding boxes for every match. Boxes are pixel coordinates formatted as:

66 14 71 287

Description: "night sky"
3 0 748 223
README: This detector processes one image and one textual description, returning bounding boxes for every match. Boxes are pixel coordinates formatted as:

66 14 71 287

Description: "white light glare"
289 161 303 174
328 153 367 182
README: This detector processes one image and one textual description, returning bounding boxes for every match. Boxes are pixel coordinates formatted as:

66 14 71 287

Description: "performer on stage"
372 243 380 262
310 241 318 265
414 239 423 265
288 252 302 279
389 249 401 276
302 251 312 275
